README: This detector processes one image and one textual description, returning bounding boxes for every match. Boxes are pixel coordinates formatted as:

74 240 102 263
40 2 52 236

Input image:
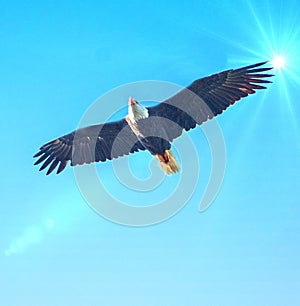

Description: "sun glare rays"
215 0 300 160
237 0 300 127
272 55 286 69
225 0 300 75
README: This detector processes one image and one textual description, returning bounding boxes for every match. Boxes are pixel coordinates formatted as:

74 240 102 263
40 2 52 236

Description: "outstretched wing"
34 119 145 175
147 61 273 141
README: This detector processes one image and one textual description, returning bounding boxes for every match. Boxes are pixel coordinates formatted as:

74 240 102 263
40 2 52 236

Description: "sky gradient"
1 0 300 305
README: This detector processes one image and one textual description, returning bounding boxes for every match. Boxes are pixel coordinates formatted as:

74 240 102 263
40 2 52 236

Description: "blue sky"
1 0 300 305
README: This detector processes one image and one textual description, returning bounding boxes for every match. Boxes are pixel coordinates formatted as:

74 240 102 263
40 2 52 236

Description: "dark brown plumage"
34 61 273 175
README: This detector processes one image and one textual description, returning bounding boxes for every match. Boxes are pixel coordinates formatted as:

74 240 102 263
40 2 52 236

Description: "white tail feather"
156 150 179 175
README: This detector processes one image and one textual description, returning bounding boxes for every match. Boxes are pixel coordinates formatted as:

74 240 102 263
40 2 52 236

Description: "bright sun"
272 56 285 69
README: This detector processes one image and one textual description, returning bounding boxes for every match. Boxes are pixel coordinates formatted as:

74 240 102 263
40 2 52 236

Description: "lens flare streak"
4 219 55 256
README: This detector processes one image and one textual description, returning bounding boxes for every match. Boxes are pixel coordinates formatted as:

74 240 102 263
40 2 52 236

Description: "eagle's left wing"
147 61 273 142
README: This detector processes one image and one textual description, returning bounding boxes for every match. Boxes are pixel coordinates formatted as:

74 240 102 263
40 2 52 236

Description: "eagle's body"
34 62 273 175
126 98 179 174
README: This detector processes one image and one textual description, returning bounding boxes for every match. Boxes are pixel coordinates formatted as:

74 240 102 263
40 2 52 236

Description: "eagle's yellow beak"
128 96 137 106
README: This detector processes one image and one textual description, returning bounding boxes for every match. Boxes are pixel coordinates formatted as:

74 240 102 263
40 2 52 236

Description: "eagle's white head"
128 97 149 123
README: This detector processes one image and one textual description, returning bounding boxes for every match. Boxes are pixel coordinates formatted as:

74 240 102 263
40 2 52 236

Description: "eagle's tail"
155 149 180 175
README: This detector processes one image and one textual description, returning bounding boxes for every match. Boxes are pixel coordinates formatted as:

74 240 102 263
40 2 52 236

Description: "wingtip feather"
56 160 68 174
235 61 272 72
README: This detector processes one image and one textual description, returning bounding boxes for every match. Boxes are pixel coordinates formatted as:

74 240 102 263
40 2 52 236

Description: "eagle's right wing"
34 119 145 175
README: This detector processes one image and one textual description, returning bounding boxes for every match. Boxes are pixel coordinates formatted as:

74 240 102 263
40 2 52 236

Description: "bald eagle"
34 61 273 175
